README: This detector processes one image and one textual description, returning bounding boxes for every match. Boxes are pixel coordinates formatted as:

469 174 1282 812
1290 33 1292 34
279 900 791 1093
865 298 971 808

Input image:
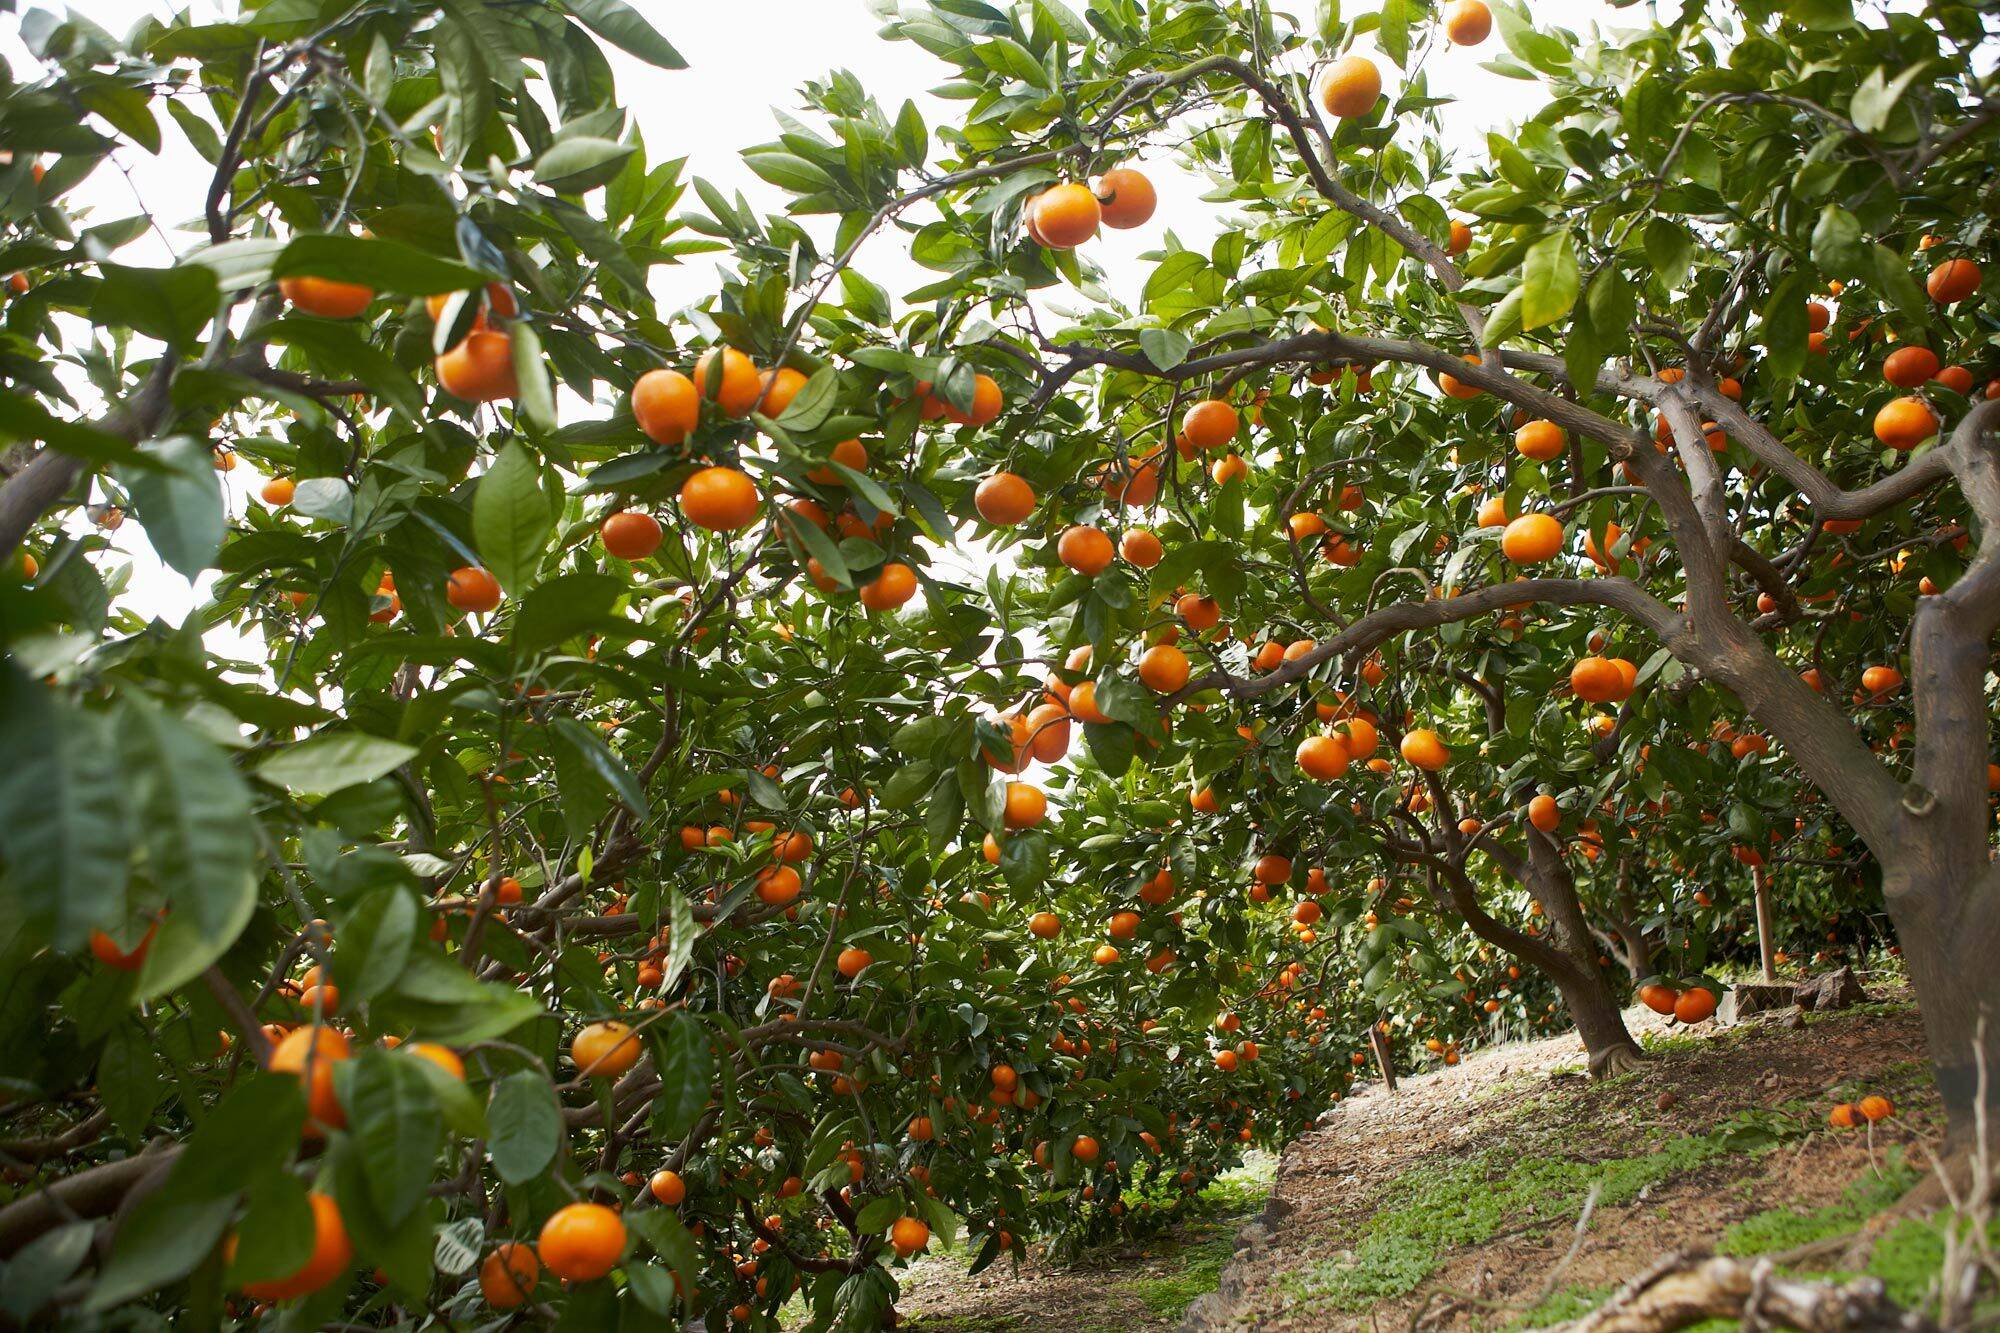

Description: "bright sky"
4 0 1626 632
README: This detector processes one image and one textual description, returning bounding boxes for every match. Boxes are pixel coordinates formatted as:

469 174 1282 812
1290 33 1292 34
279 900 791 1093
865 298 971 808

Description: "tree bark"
1753 874 1778 983
1878 859 2000 1155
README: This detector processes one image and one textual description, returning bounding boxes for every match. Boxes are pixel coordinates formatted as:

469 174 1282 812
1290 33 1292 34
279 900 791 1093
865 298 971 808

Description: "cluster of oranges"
1024 167 1157 249
1827 1094 1895 1128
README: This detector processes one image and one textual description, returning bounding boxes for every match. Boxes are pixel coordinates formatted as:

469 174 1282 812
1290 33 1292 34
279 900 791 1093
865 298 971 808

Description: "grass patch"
1284 1111 1803 1312
1718 1152 1917 1257
1509 1284 1611 1327
1126 1232 1237 1319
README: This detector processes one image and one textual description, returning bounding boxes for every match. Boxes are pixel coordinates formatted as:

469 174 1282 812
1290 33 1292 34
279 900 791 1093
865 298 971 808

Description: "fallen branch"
1544 1252 1938 1332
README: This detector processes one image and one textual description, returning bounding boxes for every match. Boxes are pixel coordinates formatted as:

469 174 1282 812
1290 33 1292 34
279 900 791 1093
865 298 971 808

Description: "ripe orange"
1935 364 1974 395
236 1191 352 1300
1447 220 1473 255
1926 258 1980 305
1107 910 1140 939
859 562 918 611
89 920 157 970
891 1216 931 1257
436 329 517 402
1861 665 1903 698
1476 495 1510 528
1176 592 1221 630
1253 854 1292 885
1400 728 1450 771
426 282 518 325
1182 399 1238 450
1638 982 1679 1015
1882 346 1941 388
756 865 802 906
1120 527 1164 567
479 1242 540 1309
261 476 295 506
937 372 1004 427
1872 396 1938 450
1093 944 1120 965
974 471 1036 526
1829 1102 1860 1129
538 1202 626 1282
1215 1049 1239 1072
1068 681 1110 725
1673 986 1717 1024
1094 167 1156 229
1003 781 1048 829
1527 793 1561 833
1500 513 1563 563
600 511 663 561
446 566 502 613
1441 0 1492 44
1058 525 1115 576
836 946 872 978
756 366 808 418
1071 1134 1100 1163
1319 55 1382 118
1138 643 1189 693
649 1169 686 1205
1570 656 1632 703
1297 734 1350 780
632 368 700 446
1339 716 1379 757
278 275 373 319
1858 1094 1894 1122
1029 911 1061 939
1438 354 1483 399
268 1026 350 1131
1026 703 1071 762
1514 419 1565 461
680 465 761 530
572 1020 642 1078
1032 183 1101 248
695 346 761 416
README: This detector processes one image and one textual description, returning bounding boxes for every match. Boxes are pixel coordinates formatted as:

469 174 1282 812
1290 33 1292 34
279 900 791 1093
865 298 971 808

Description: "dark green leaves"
256 732 418 795
272 234 488 294
344 1050 444 1225
1809 204 1866 277
561 0 687 68
117 436 224 578
534 137 639 194
651 1013 711 1140
472 441 556 593
487 1069 562 1184
92 263 219 347
335 886 420 1004
1519 230 1579 330
0 667 127 949
1760 270 1812 387
118 695 256 955
513 571 628 654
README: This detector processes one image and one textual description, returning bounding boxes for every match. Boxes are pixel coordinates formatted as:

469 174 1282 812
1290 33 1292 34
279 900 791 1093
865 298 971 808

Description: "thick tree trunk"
1557 968 1648 1078
1526 840 1647 1078
1880 859 2000 1156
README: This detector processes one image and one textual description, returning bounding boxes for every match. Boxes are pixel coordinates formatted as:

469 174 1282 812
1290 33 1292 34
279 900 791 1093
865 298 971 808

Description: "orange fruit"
756 865 802 906
1527 794 1560 832
1176 592 1220 630
1500 513 1563 563
649 1169 686 1206
1215 1049 1239 1072
436 329 517 402
1138 643 1189 693
1441 0 1492 44
236 1191 352 1300
1858 1094 1894 1122
572 1020 642 1078
756 366 808 417
1003 781 1048 829
1253 854 1292 884
1069 681 1110 725
890 1216 931 1257
807 437 868 486
859 562 918 611
538 1202 626 1282
1926 258 1980 304
261 477 296 506
1338 717 1378 756
1935 365 1974 395
479 1243 540 1309
89 920 158 970
836 946 872 978
1029 911 1061 939
1119 528 1163 567
1673 986 1717 1023
1476 495 1511 528
1400 728 1450 771
1570 656 1631 703
278 275 373 319
633 368 700 445
1031 183 1101 248
1094 167 1156 229
446 566 502 613
1072 1134 1100 1162
1026 703 1071 761
600 511 663 561
937 372 1004 427
1447 220 1473 255
1296 734 1350 780
1882 346 1940 388
1181 399 1238 450
1058 525 1115 576
268 1026 350 1131
1638 982 1679 1015
1318 54 1382 118
1513 419 1565 461
694 347 761 416
425 282 517 325
1873 396 1938 450
974 471 1036 525
680 466 761 530
1861 665 1902 697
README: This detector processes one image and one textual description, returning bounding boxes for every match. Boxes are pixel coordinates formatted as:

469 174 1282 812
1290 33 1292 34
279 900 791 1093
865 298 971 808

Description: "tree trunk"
1556 968 1648 1077
1525 835 1647 1077
1752 874 1777 983
1879 859 2000 1157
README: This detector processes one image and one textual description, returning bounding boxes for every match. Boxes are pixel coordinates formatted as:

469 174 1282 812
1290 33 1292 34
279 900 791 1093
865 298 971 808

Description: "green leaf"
1849 64 1925 135
118 697 256 943
78 80 162 154
1379 0 1411 65
744 151 836 195
551 717 647 815
263 317 424 420
512 571 628 654
473 440 556 593
344 1050 444 1225
272 234 489 294
224 1171 313 1288
380 952 543 1044
509 320 559 431
487 1069 562 1184
257 731 418 795
1642 218 1695 287
0 667 127 949
561 0 687 68
92 262 219 347
1138 327 1190 371
652 1013 712 1140
660 889 696 995
1810 204 1867 277
336 886 420 1003
97 1023 161 1141
0 1223 94 1322
535 137 639 194
117 435 224 578
1870 243 1930 324
1761 271 1811 386
1519 230 1580 330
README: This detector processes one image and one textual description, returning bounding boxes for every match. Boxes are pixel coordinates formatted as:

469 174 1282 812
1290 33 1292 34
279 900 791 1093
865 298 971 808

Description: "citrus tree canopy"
0 0 1994 1326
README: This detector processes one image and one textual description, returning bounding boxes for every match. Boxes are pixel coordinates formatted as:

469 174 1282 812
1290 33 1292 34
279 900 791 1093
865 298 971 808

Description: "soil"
875 976 1950 1331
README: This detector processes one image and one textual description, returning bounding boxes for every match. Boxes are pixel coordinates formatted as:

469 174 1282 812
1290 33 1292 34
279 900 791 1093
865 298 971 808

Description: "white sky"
5 0 1622 631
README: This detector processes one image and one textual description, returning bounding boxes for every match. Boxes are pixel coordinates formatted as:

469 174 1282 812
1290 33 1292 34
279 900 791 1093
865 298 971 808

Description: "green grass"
1126 1231 1238 1319
1718 1152 1918 1257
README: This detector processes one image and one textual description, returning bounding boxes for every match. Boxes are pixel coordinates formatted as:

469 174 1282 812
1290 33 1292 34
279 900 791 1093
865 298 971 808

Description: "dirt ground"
875 975 1953 1332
